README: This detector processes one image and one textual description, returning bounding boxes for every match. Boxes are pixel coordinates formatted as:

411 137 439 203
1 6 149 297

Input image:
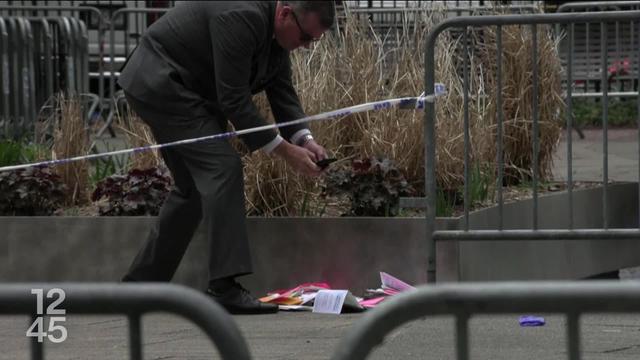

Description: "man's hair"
282 1 336 29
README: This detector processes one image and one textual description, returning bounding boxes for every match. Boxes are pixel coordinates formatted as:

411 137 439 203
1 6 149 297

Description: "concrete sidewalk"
552 128 638 182
3 312 640 359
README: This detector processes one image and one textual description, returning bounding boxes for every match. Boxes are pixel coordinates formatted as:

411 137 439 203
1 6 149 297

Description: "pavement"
2 128 640 359
3 312 640 359
552 128 638 182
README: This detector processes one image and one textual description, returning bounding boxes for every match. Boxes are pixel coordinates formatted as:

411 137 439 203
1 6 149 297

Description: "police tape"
0 84 446 172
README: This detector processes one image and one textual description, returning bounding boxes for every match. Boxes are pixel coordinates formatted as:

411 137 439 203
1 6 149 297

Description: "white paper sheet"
312 290 348 314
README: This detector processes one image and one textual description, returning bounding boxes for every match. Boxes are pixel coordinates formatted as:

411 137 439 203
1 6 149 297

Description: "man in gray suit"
118 1 335 314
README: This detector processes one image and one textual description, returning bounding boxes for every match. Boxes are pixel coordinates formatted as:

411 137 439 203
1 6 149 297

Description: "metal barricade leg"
0 18 8 138
68 17 82 94
0 283 253 360
24 18 36 136
59 17 75 96
78 20 89 95
7 18 22 139
29 314 44 360
15 18 26 137
128 314 142 360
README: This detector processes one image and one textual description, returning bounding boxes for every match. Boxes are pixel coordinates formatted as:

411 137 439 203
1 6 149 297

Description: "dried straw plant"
119 7 563 216
242 7 563 215
116 106 164 171
243 10 444 215
478 25 564 185
52 95 90 205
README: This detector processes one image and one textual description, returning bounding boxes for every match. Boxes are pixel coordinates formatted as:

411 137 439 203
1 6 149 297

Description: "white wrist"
261 135 284 154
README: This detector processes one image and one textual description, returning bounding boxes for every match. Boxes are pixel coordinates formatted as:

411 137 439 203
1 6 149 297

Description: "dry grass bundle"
240 7 563 215
115 7 562 216
243 9 476 214
52 95 90 205
243 13 397 215
242 11 447 215
431 34 493 190
241 93 325 216
117 107 164 170
478 24 564 185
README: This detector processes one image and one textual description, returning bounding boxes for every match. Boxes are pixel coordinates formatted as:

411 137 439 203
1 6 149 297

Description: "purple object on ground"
519 315 546 326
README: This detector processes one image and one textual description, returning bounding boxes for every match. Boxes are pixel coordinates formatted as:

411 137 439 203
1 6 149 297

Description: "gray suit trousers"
122 92 253 282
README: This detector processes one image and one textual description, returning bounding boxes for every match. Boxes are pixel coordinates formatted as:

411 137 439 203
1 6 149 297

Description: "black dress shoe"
206 284 279 315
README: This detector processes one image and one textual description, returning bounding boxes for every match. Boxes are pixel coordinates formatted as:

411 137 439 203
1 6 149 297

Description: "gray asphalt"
3 313 640 359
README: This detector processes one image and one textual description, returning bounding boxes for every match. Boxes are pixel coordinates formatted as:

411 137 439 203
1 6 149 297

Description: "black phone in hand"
316 158 337 169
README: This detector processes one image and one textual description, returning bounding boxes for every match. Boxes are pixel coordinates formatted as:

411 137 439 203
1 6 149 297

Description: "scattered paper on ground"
259 282 330 306
260 272 415 313
359 296 386 308
380 272 415 292
313 290 349 314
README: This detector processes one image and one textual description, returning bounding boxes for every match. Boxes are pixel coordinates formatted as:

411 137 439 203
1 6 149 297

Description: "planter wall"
0 216 456 294
437 182 640 281
1 183 639 294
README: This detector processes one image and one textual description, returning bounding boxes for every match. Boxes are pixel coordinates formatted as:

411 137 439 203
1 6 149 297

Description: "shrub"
89 148 129 188
323 157 413 216
0 140 27 167
0 139 46 167
91 168 172 216
572 98 637 127
0 167 67 215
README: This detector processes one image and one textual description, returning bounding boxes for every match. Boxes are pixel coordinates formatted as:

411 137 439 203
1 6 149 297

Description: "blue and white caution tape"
0 84 447 172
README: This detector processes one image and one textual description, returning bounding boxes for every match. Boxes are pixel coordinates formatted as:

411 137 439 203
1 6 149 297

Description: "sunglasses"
290 10 323 43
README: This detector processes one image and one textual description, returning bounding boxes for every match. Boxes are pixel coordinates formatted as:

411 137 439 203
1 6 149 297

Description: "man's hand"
272 141 322 177
301 139 327 162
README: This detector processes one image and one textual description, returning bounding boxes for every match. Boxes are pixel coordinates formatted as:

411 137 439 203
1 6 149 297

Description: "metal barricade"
98 7 170 138
0 5 106 110
23 17 35 132
69 16 88 94
340 5 539 50
331 281 640 360
81 92 100 123
0 283 252 360
0 5 166 138
345 5 540 24
1 16 34 138
0 17 8 136
3 17 17 135
27 17 54 112
77 18 89 95
107 7 170 100
557 2 640 99
56 17 75 93
342 0 540 11
423 11 640 283
0 15 90 139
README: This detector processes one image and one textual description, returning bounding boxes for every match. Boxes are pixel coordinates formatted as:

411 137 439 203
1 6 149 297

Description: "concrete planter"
436 182 640 282
1 183 639 294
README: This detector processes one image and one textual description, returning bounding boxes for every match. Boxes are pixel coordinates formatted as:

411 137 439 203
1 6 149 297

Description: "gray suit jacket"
118 1 309 151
